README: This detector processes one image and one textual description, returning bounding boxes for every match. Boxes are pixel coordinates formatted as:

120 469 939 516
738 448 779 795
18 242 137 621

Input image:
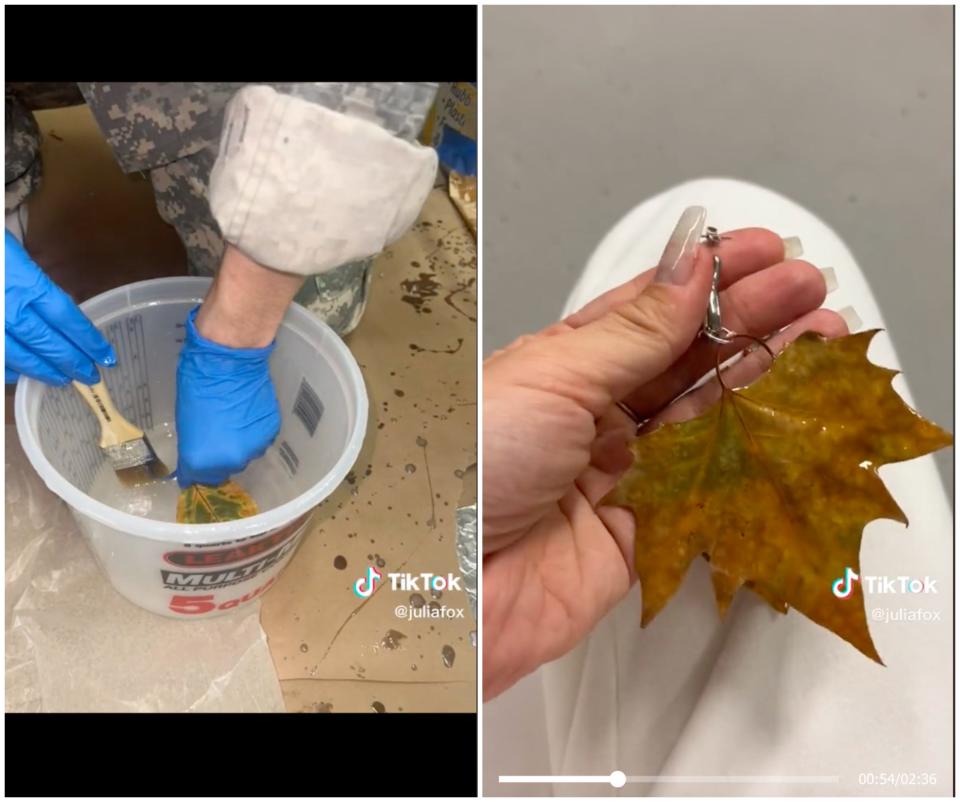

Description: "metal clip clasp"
700 227 736 344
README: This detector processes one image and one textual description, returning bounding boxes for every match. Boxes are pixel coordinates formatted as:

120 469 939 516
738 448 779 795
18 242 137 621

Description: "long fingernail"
782 236 804 260
837 305 862 332
820 267 838 294
654 206 707 285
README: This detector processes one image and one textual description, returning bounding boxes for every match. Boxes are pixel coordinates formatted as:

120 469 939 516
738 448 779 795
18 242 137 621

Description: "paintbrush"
73 373 169 486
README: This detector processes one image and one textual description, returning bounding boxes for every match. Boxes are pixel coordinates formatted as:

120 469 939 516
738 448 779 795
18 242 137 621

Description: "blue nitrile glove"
5 230 116 385
175 306 281 488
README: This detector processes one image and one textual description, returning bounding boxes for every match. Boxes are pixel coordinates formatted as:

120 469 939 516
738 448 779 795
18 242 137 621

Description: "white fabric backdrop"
487 178 952 797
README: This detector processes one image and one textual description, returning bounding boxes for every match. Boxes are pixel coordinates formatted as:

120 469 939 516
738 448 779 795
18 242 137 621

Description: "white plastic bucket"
15 277 368 618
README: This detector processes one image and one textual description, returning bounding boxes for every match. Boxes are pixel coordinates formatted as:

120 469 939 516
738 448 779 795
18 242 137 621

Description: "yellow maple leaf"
176 480 259 524
604 330 952 662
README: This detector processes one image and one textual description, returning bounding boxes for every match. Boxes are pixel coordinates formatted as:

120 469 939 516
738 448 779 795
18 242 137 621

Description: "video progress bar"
499 772 840 788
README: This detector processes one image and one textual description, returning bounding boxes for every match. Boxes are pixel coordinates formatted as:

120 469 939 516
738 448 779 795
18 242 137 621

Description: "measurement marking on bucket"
278 440 300 475
39 386 103 491
293 378 323 436
103 313 154 431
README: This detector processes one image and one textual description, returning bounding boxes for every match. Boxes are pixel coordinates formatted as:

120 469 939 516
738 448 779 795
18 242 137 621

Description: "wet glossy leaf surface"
176 480 259 524
605 330 952 662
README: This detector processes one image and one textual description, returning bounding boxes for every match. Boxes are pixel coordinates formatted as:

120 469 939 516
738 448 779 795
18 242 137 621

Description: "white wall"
483 5 953 492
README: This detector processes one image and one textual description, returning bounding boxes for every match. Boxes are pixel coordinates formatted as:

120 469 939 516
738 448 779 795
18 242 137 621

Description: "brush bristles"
107 437 170 487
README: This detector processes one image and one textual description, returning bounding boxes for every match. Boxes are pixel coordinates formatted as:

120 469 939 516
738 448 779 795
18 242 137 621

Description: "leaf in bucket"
176 481 259 524
603 330 952 663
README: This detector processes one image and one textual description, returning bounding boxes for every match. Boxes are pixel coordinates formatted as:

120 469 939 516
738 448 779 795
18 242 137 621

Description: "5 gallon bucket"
15 277 368 618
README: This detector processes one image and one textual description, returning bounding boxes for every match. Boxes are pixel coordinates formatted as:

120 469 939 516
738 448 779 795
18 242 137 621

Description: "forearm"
195 244 303 348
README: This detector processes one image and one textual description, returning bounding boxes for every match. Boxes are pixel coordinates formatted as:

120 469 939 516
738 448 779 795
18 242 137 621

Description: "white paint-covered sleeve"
209 84 438 276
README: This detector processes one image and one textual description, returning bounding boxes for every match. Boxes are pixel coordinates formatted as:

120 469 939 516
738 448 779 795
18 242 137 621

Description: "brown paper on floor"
260 187 477 712
283 678 474 714
449 171 477 239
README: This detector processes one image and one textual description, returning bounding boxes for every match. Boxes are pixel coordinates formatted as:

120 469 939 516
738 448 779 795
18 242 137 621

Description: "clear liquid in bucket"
87 422 292 523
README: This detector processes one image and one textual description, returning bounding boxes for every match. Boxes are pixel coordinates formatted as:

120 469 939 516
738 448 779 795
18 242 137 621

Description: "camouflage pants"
4 83 373 336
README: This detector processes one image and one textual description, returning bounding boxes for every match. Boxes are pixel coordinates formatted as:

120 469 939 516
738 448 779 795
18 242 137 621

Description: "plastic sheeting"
5 425 285 712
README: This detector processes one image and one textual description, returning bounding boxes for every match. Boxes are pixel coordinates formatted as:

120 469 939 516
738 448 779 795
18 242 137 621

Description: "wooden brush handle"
72 378 143 449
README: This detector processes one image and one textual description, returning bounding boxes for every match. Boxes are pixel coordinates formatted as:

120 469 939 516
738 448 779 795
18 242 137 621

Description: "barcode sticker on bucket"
293 379 323 436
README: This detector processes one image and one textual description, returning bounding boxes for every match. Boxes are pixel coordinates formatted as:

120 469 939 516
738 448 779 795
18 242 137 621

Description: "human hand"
5 230 116 385
174 305 281 488
174 245 301 488
482 207 848 698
